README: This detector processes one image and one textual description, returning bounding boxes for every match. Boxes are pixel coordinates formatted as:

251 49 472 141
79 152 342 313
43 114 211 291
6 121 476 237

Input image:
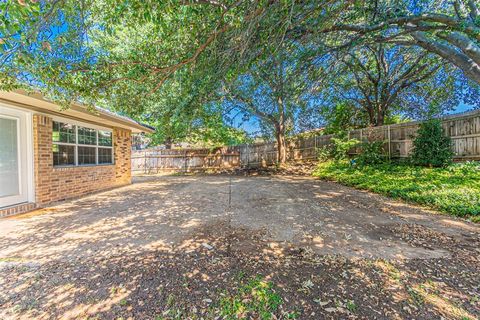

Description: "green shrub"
317 136 359 161
411 119 453 167
356 140 387 166
317 145 332 162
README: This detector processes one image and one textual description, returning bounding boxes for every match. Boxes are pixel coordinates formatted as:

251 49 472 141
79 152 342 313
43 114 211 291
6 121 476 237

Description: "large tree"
139 97 250 148
0 0 341 152
2 0 479 154
322 44 464 126
0 0 342 100
3 0 480 93
220 44 314 164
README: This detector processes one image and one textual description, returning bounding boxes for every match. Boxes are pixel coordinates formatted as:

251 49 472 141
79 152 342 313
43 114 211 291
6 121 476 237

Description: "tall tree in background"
220 44 314 164
321 44 462 126
142 100 250 148
319 102 371 135
0 0 338 149
3 0 479 98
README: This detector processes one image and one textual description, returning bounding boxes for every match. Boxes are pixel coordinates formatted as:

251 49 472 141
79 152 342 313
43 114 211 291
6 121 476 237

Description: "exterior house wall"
33 114 132 205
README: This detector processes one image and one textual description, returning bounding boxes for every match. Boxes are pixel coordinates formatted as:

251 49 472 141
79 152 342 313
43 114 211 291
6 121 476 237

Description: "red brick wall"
33 114 132 205
114 127 132 185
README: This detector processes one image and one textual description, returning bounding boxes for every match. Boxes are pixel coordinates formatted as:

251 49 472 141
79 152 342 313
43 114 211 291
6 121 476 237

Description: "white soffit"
0 90 154 134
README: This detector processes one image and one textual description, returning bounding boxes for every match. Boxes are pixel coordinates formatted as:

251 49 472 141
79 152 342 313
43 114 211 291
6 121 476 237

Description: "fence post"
184 150 187 173
144 151 147 174
387 125 391 159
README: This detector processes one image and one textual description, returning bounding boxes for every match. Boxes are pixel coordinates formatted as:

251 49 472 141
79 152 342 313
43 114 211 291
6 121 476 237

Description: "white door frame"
0 104 34 208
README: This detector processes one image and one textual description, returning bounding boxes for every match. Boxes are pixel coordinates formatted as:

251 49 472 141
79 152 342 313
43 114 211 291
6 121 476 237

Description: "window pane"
78 126 97 145
0 117 19 197
53 144 75 166
98 148 113 164
78 146 96 165
53 121 75 143
98 130 112 146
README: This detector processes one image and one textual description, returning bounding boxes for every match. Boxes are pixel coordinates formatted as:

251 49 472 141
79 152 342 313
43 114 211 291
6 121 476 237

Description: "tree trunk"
376 110 385 126
276 129 287 164
164 137 173 149
364 104 376 126
274 121 287 164
275 96 287 165
368 110 376 126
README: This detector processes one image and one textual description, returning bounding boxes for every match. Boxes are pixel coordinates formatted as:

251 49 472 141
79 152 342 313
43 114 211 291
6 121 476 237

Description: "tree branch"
180 0 227 10
467 0 479 22
410 31 480 83
324 13 480 39
436 31 480 66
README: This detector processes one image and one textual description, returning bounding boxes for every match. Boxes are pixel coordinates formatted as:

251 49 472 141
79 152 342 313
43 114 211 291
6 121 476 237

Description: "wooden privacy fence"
242 109 480 167
131 147 240 173
132 109 480 172
348 109 480 160
236 135 334 167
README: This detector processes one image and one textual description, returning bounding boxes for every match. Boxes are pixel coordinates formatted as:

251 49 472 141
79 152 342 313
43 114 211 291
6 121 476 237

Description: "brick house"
0 90 154 217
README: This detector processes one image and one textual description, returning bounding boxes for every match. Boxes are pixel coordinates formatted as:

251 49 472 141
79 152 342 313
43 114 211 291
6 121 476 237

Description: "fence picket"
132 110 480 173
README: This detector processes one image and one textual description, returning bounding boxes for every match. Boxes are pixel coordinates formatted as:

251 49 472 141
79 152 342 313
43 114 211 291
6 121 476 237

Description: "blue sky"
453 103 475 114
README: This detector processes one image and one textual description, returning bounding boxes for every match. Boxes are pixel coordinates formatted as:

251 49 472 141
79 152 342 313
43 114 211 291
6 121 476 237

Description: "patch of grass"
346 300 357 313
411 282 476 319
407 287 425 306
166 294 175 307
313 161 480 219
154 276 297 320
110 286 118 295
235 270 246 281
218 276 285 320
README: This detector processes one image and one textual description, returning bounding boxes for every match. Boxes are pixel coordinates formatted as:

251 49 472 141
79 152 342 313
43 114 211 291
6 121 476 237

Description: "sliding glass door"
0 107 29 208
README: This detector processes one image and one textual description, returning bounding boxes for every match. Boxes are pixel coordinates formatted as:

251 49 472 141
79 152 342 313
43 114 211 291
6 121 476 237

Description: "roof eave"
0 90 155 134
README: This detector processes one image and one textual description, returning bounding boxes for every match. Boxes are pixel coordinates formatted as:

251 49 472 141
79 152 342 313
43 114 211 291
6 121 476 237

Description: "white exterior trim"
50 114 113 132
51 115 114 167
0 103 35 207
25 112 35 203
0 90 154 133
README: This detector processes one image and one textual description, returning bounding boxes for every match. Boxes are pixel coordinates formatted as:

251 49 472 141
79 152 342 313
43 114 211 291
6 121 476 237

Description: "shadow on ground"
0 175 479 319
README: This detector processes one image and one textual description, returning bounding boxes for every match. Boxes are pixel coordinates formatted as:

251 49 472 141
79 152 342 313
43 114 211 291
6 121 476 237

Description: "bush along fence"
348 109 480 160
132 109 480 173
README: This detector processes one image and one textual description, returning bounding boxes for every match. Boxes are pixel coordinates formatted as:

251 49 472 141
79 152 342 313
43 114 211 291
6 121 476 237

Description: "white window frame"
51 116 114 167
0 104 35 207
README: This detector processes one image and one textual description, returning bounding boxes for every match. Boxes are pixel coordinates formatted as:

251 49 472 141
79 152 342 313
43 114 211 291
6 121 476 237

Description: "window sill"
53 163 115 169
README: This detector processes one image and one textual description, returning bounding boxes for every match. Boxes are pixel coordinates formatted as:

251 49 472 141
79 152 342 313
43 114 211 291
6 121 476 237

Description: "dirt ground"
0 175 479 319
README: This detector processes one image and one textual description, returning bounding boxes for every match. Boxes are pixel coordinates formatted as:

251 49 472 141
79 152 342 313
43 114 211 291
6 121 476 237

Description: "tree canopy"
219 41 319 162
1 0 479 154
314 44 473 127
312 0 480 84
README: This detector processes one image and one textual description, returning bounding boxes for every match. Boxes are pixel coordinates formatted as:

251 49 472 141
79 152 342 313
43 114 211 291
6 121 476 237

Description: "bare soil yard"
1 175 479 319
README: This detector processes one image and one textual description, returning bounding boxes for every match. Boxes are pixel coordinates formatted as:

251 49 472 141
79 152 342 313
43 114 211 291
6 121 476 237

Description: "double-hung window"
52 120 114 166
